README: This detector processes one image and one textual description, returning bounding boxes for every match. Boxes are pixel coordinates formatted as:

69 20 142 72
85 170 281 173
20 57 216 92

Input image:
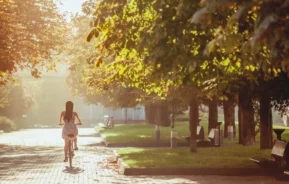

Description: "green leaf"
236 61 241 68
119 66 128 75
136 65 143 71
221 58 230 66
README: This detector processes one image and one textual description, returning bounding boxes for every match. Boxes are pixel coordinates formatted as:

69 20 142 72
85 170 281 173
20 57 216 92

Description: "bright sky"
58 0 87 14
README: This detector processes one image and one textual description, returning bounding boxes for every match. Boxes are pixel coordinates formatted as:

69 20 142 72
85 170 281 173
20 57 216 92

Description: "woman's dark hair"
64 101 74 122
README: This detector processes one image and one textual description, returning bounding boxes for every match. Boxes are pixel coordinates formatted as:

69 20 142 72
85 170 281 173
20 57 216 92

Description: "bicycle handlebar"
59 123 82 126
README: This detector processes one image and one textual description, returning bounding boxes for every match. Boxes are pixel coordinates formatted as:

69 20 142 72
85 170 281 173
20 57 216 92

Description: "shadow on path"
62 166 85 174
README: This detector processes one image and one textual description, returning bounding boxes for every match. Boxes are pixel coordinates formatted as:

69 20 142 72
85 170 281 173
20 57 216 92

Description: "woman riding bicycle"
59 101 82 162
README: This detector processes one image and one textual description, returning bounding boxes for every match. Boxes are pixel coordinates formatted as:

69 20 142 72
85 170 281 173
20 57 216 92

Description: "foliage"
0 116 16 132
175 114 189 122
190 0 289 118
0 80 34 118
78 0 289 150
192 0 289 74
66 10 143 108
85 0 267 103
0 0 66 84
0 85 11 108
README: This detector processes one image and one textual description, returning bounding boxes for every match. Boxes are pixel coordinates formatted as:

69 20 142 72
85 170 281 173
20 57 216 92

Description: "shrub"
0 116 16 132
175 114 189 122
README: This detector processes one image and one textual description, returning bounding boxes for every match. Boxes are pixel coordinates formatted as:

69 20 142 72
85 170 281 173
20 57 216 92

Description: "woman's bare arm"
59 111 64 125
74 112 82 125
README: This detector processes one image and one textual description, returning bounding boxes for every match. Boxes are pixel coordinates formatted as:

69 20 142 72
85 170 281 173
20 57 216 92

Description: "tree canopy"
0 0 66 84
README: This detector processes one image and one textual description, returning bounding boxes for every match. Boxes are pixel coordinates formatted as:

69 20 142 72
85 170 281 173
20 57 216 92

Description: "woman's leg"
74 127 79 150
64 139 69 161
74 136 78 150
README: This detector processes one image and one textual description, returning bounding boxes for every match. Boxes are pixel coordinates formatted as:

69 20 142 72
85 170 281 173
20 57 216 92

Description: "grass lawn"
96 121 289 168
96 122 190 145
117 145 272 168
96 121 289 145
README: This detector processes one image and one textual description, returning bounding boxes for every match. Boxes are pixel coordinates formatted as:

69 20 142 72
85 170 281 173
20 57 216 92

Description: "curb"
95 129 109 146
101 134 109 146
104 142 189 148
115 152 285 176
117 158 130 174
113 149 130 174
113 150 120 162
122 167 281 176
94 129 102 137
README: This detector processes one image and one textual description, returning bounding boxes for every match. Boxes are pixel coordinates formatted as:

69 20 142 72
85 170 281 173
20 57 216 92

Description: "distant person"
59 101 82 162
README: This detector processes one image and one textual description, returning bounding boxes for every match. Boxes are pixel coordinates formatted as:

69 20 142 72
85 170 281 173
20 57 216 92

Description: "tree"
0 81 34 119
0 85 12 108
65 13 144 111
85 0 247 151
191 0 289 148
0 0 66 84
85 0 289 150
191 0 289 68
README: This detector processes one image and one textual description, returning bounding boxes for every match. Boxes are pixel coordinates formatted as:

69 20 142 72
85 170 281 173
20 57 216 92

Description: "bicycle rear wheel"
68 140 73 168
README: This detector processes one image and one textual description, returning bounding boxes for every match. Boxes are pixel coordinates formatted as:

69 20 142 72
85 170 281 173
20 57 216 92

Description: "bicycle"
60 123 81 168
67 134 75 168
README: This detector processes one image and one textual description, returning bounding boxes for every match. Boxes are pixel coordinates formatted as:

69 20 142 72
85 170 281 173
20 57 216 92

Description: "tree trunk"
238 103 243 144
208 97 218 131
260 91 273 149
145 104 156 124
223 99 235 138
145 102 170 126
145 105 151 123
156 101 170 127
189 97 198 153
240 91 255 146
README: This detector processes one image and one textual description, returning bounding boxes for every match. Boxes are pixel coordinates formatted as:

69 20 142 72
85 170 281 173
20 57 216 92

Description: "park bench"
98 115 114 129
250 140 289 169
184 125 225 147
183 125 205 142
